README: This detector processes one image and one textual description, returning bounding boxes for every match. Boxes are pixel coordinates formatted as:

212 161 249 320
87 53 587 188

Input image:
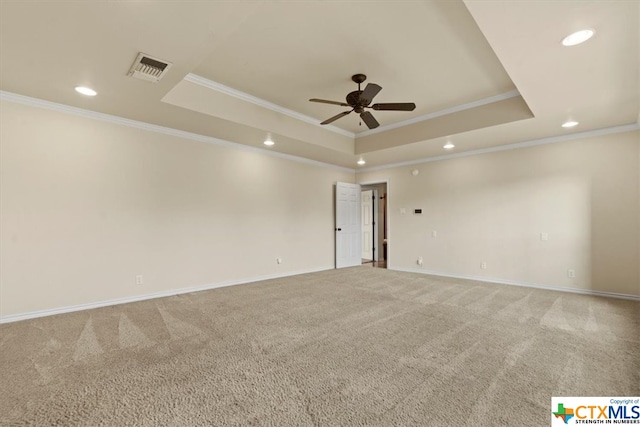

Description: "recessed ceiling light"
357 158 366 166
562 120 579 128
562 29 595 46
443 142 455 150
263 139 275 146
75 86 97 96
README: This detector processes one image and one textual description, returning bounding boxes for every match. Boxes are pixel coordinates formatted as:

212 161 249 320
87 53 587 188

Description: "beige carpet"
1 267 638 426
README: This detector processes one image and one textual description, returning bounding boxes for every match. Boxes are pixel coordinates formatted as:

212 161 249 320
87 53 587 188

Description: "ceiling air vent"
127 53 172 83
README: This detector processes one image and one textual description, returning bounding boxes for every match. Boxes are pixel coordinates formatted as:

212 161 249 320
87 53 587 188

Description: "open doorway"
360 182 388 269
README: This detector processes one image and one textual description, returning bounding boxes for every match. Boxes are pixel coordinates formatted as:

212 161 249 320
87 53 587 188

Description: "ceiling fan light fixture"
562 29 595 46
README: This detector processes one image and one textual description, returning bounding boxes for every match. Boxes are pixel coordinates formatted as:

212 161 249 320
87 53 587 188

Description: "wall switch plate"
135 275 143 285
567 269 575 278
432 230 437 238
481 262 487 270
400 208 406 214
540 232 549 241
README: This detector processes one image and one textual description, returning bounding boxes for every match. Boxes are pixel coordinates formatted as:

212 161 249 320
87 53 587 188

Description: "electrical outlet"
417 257 423 266
432 230 437 238
481 262 487 270
135 275 143 285
276 257 282 264
567 269 575 278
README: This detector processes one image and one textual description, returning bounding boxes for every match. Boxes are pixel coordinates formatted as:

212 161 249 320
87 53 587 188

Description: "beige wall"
1 99 638 321
359 131 640 297
0 100 354 318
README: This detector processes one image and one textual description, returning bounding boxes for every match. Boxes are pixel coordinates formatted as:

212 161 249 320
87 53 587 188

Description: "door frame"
360 188 378 262
358 179 390 268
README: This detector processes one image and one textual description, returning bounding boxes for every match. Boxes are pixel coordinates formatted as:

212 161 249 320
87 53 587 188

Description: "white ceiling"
192 1 517 133
0 1 637 170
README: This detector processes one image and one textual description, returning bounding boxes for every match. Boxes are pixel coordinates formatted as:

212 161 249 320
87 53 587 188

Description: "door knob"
335 228 342 231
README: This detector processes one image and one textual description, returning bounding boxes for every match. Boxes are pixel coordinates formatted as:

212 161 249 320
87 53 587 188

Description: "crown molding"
184 73 355 138
185 74 525 140
357 121 640 173
355 89 522 137
4 90 636 176
0 91 356 174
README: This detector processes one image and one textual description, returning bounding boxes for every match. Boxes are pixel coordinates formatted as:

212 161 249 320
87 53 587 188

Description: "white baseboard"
3 266 636 324
391 267 640 301
0 266 333 324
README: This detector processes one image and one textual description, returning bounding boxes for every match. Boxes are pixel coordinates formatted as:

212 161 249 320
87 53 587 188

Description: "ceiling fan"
309 74 416 129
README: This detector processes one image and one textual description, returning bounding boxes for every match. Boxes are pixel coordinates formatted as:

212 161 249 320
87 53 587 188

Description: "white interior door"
335 182 361 268
361 190 373 261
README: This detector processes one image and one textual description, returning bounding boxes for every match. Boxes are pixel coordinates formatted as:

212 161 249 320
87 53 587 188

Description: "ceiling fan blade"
321 110 352 125
360 111 379 129
309 98 350 107
359 83 382 104
371 102 416 111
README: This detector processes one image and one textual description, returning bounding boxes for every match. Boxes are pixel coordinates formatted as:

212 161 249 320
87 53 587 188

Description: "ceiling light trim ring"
75 86 97 96
562 29 595 47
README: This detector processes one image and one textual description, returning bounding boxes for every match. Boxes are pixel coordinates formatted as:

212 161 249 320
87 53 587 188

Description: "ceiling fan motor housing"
349 74 370 112
347 91 367 112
